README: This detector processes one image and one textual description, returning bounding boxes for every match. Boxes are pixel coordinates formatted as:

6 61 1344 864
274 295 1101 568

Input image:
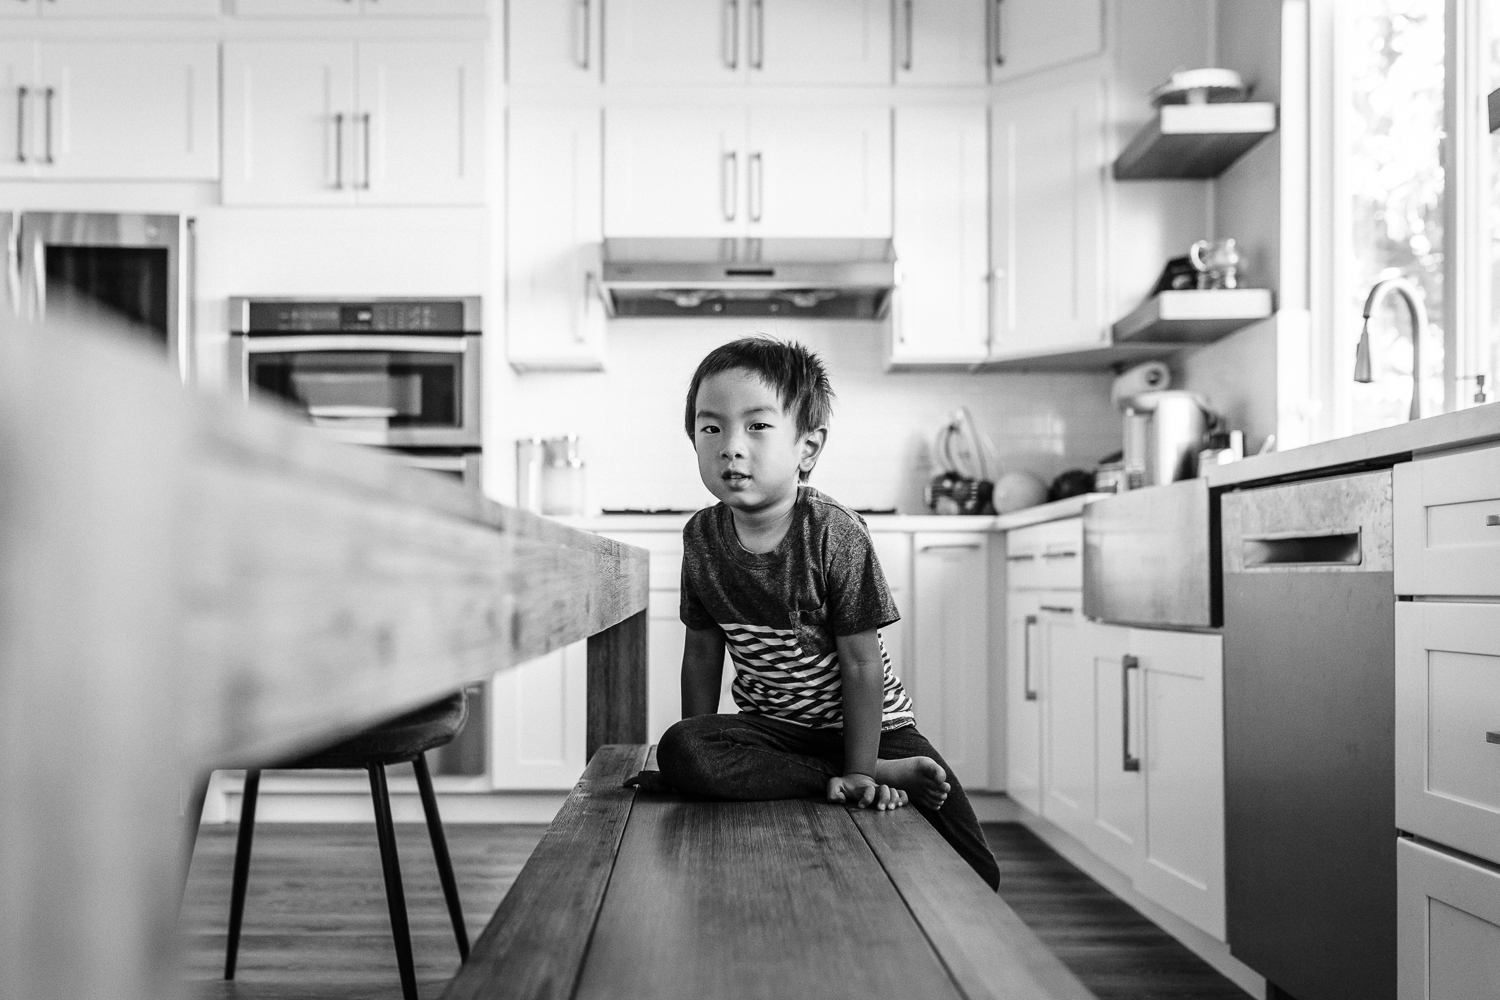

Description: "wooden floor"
179 821 1249 1000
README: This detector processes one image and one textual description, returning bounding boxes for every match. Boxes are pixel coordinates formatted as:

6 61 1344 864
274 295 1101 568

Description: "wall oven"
229 297 482 449
4 211 190 380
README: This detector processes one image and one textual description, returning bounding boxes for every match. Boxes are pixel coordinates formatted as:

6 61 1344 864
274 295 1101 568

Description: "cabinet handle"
332 112 346 189
722 151 738 221
1023 614 1038 701
1041 549 1078 560
724 0 740 70
41 87 53 165
1122 654 1141 772
992 0 1005 67
748 151 763 222
576 0 591 69
919 542 981 552
902 0 914 72
1039 604 1074 614
359 112 372 191
1487 515 1499 526
1005 553 1035 562
14 86 25 164
750 0 764 70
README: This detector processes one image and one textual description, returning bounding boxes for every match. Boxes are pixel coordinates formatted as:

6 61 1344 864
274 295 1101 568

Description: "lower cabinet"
489 639 588 790
1397 838 1500 998
912 532 991 789
1040 599 1092 842
1005 589 1044 813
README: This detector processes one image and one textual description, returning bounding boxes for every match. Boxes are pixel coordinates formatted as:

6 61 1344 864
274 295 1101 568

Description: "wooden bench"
443 746 1096 1000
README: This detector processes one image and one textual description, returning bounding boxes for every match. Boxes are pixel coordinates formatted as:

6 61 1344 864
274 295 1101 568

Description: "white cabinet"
1088 622 1142 876
1005 589 1043 812
1397 838 1500 1000
489 641 589 790
1039 600 1092 843
911 532 990 789
234 0 486 17
894 0 990 85
891 104 991 364
991 0 1102 83
604 107 891 238
0 42 217 180
870 532 912 683
507 106 606 371
508 0 602 86
0 0 218 16
223 40 484 206
604 0 889 86
990 71 1107 360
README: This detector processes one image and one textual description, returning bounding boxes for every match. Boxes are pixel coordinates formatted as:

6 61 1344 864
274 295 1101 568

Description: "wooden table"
444 747 1097 1000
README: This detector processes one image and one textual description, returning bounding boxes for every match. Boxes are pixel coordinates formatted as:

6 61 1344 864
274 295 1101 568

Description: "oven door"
241 334 481 447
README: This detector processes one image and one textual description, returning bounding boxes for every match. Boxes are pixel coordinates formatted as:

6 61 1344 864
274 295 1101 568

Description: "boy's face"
692 369 826 514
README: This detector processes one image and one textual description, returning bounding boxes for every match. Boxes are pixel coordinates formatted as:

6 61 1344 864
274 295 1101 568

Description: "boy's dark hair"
684 337 835 476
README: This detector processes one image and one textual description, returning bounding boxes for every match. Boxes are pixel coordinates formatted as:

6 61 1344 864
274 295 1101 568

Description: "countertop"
556 493 1102 534
1205 401 1500 489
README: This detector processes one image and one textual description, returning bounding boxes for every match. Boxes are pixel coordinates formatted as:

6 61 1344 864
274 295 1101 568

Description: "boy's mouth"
721 470 751 484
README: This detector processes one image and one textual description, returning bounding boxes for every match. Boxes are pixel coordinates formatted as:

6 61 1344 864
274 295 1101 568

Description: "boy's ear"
799 426 828 473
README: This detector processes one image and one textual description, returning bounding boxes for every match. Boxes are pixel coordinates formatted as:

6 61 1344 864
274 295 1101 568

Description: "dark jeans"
656 713 999 890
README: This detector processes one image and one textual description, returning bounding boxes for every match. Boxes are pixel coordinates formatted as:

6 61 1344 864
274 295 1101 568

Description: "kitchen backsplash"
496 318 1120 514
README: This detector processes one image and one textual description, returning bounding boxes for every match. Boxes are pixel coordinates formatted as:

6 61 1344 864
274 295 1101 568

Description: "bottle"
515 437 544 513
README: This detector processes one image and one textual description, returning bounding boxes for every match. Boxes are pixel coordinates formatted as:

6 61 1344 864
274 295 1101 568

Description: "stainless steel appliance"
3 211 191 380
1083 478 1216 629
1121 390 1219 489
599 237 895 318
1221 470 1395 1000
394 451 484 491
229 297 482 448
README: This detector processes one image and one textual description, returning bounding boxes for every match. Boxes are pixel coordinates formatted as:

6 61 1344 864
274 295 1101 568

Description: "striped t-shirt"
680 486 915 731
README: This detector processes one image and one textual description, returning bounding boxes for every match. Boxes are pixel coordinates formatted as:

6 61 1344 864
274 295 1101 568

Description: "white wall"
497 318 1120 514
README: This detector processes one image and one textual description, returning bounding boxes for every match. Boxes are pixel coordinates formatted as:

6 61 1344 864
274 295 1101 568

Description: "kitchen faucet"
1355 276 1429 421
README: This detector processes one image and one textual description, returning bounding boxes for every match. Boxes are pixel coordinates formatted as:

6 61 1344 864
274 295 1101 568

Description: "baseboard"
200 771 570 825
1014 808 1266 1000
969 791 1026 823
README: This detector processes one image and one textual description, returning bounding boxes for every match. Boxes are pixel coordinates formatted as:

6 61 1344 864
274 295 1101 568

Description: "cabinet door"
1397 838 1500 1000
870 532 912 683
0 44 36 179
44 0 220 16
895 0 989 85
1134 627 1226 940
509 0 601 86
990 73 1106 360
356 41 484 205
604 107 746 237
1090 622 1143 876
604 0 744 85
990 0 1102 83
747 107 892 238
489 641 588 790
507 106 605 371
891 105 990 364
912 533 989 789
223 41 357 206
38 42 218 181
751 0 891 86
232 0 359 16
1004 588 1043 813
1039 601 1093 843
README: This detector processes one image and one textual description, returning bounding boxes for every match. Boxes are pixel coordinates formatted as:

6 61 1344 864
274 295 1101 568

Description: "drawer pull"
1005 553 1036 562
1243 530 1362 568
1041 549 1078 560
1122 654 1141 772
1488 731 1500 744
1487 515 1500 527
1039 604 1074 614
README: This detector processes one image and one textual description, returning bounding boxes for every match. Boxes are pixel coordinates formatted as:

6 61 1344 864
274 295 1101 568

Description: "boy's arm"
681 626 727 718
829 628 896 808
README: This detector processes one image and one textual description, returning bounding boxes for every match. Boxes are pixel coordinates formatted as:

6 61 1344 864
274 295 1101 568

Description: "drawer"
597 531 682 591
1397 838 1500 999
1396 602 1500 867
1395 448 1500 596
1005 517 1082 590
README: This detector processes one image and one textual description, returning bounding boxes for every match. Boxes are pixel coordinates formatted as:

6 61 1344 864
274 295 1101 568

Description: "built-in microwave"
229 297 482 449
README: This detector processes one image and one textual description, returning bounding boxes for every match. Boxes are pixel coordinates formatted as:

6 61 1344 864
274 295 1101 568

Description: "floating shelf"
1113 102 1278 180
1112 288 1274 344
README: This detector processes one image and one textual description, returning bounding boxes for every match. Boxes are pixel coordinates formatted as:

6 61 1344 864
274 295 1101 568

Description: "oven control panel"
232 298 479 335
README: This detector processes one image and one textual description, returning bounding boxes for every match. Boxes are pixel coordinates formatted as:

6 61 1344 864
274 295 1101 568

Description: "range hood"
599 237 896 319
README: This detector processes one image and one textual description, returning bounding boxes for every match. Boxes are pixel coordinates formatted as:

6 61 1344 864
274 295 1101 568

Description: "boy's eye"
697 424 720 435
749 422 771 431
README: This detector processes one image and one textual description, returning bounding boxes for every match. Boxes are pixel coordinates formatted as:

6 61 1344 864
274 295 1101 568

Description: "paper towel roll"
1111 361 1172 409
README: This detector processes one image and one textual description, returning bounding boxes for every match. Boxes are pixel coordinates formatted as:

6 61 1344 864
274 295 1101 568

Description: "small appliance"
1121 390 1220 488
925 408 996 514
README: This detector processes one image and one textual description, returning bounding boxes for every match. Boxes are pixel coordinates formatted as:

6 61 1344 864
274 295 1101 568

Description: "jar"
541 435 586 516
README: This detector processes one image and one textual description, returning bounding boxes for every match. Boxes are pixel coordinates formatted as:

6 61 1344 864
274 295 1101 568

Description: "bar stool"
224 692 471 1000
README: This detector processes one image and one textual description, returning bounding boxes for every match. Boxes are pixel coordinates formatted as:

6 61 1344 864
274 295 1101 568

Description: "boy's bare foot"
874 757 950 810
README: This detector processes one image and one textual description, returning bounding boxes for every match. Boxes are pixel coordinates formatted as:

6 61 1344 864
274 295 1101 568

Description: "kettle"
1122 391 1219 488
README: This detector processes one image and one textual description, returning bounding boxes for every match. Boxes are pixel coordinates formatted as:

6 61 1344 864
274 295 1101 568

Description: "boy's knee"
656 717 716 789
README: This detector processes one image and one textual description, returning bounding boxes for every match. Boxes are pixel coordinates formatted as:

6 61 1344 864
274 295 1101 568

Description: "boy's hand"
826 773 908 811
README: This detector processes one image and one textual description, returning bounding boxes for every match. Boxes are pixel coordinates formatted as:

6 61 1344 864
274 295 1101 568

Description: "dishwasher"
1221 470 1395 1000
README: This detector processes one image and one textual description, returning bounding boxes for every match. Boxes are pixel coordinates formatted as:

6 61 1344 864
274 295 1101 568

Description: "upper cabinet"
509 0 603 86
232 0 486 17
989 72 1107 361
0 41 218 181
991 0 1102 83
604 0 890 86
0 0 218 16
222 40 484 206
603 106 891 238
895 0 990 85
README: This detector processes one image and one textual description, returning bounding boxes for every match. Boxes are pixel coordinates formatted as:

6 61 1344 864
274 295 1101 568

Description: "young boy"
650 336 1000 890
